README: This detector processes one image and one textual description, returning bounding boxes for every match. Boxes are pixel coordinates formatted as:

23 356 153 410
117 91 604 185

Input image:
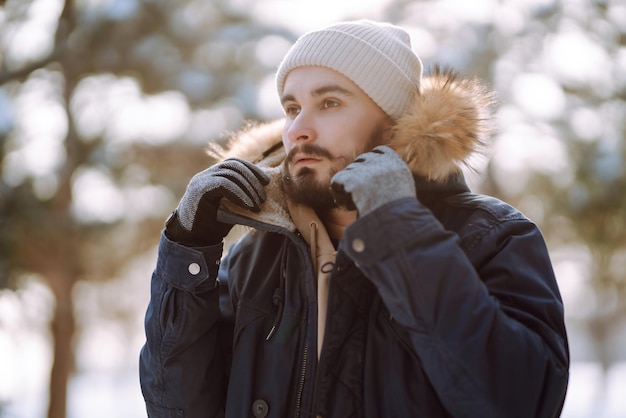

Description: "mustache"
285 143 336 165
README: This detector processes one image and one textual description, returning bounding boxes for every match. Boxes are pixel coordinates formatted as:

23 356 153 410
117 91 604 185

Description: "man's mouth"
286 144 335 172
293 154 323 166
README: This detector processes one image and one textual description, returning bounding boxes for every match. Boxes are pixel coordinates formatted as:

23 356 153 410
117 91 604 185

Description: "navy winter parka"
139 70 569 418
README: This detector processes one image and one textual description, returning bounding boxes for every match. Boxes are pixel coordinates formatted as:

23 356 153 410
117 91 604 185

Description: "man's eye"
285 106 300 117
322 100 339 109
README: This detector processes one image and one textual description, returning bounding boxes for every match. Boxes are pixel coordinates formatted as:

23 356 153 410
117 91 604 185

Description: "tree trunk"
47 273 76 418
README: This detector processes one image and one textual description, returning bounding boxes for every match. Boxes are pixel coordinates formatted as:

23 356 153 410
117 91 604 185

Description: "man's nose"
286 112 317 144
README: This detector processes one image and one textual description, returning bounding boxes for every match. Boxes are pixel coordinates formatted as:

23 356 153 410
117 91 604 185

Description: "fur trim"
391 66 496 181
208 119 285 164
210 67 496 182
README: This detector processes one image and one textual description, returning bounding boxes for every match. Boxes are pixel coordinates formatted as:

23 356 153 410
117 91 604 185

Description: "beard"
281 127 388 213
281 144 343 213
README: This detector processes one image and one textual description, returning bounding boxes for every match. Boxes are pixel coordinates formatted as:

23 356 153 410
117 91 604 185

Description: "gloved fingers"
348 146 408 179
370 146 389 155
221 158 270 186
369 145 405 163
216 159 269 203
211 167 267 207
340 146 394 172
175 159 269 238
329 180 357 211
212 176 264 211
330 145 413 215
355 145 396 163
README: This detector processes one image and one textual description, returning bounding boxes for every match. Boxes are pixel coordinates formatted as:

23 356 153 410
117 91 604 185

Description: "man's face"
280 66 393 210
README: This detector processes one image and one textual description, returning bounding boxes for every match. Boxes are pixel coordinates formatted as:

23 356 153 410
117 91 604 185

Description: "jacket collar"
415 171 470 201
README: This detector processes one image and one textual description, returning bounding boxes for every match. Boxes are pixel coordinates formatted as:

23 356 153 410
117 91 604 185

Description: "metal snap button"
352 238 365 253
252 399 269 417
188 262 201 275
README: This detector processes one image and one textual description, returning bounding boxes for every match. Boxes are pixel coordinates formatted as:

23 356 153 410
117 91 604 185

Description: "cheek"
281 130 292 152
342 123 377 152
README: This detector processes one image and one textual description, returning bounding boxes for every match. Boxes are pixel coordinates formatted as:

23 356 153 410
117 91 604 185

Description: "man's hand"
330 146 416 216
166 158 270 246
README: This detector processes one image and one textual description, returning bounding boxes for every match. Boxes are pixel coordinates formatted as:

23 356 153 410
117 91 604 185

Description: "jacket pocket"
233 302 271 347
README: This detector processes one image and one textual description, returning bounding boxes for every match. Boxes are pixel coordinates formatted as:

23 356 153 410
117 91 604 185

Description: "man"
140 20 569 418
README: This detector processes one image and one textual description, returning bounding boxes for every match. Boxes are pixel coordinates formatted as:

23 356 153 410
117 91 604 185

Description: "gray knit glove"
166 158 269 246
330 146 416 216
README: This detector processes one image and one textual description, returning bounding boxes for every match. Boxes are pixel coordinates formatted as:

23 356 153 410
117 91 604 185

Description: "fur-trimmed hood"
213 68 496 231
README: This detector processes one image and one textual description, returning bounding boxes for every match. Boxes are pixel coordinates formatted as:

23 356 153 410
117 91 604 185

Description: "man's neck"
317 207 358 240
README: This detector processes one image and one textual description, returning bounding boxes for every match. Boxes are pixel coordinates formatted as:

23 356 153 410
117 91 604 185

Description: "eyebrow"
281 84 354 105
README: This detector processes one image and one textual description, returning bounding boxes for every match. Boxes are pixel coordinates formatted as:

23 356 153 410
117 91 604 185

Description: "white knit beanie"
276 20 423 120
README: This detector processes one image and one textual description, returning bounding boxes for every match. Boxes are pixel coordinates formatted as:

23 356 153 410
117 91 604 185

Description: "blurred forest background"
0 0 624 417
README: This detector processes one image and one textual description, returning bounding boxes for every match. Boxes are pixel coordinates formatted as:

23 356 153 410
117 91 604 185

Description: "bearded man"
140 20 569 418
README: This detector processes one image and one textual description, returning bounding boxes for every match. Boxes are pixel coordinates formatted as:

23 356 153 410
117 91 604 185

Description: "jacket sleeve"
341 197 569 418
139 232 233 418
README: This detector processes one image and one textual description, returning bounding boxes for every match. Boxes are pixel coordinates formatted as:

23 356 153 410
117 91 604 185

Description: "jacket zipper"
295 343 309 418
221 216 314 417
